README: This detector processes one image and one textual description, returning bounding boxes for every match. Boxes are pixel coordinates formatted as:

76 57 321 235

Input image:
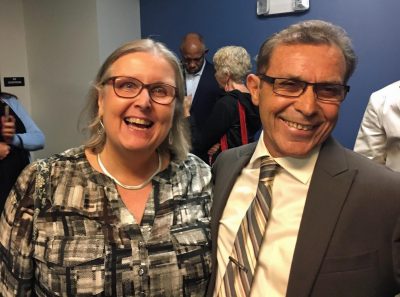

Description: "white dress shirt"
214 133 319 297
185 59 206 99
354 80 400 172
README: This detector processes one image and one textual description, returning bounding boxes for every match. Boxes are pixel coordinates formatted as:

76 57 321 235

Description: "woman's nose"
133 87 152 108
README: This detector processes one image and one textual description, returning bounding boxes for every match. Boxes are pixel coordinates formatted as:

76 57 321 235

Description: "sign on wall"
3 77 25 87
257 0 309 16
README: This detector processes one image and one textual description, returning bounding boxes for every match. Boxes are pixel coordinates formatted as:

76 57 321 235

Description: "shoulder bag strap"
238 101 248 145
219 100 249 152
32 159 51 240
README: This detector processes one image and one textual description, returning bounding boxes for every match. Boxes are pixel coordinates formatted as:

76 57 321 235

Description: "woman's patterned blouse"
0 146 212 297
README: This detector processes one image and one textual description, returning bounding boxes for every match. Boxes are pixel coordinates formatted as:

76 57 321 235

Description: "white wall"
97 0 141 63
0 0 31 110
0 0 141 159
23 0 101 158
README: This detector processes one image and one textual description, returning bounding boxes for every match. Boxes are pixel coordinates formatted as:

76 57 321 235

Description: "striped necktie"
219 156 279 297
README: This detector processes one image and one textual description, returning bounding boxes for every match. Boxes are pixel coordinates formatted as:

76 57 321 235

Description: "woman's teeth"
124 117 153 128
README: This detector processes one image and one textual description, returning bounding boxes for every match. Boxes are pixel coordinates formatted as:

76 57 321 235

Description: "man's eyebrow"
275 75 343 85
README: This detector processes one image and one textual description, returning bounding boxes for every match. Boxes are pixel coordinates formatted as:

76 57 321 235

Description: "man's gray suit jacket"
207 137 400 297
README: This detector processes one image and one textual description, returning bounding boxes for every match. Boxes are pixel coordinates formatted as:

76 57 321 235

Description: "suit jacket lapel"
207 143 256 296
211 143 256 246
191 61 210 111
286 138 357 297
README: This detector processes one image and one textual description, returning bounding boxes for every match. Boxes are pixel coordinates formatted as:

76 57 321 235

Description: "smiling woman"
0 39 212 297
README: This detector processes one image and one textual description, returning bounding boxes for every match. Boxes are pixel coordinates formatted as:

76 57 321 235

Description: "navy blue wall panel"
140 0 400 149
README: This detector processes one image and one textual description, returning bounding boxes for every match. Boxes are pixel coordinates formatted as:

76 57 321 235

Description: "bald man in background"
180 33 221 162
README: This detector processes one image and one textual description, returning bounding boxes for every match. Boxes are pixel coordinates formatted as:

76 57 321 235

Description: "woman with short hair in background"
189 46 261 164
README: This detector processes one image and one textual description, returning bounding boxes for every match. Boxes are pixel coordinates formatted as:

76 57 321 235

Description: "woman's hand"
0 142 10 160
1 115 16 143
183 95 192 117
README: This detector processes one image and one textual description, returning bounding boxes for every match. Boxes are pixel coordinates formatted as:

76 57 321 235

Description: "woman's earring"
168 132 173 145
98 119 105 135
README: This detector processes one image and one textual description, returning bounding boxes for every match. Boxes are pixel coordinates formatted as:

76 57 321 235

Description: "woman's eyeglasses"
104 76 177 105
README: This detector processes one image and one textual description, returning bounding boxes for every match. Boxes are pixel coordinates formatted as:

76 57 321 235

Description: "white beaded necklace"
97 152 162 190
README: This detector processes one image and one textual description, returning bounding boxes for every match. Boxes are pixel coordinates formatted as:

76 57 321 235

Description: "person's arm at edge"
354 93 386 164
7 97 45 151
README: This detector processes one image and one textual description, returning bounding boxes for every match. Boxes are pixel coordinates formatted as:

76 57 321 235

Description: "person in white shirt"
354 80 400 171
207 20 400 297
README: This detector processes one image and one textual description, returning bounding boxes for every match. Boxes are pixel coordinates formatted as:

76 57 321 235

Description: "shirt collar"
250 131 320 184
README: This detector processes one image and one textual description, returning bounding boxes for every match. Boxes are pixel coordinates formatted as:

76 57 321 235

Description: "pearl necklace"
97 152 162 190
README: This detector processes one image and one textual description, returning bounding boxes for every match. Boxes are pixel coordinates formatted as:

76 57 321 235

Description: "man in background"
354 80 400 171
180 32 221 162
208 20 400 297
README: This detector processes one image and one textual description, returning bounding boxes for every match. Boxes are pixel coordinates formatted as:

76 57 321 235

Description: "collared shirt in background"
185 59 206 99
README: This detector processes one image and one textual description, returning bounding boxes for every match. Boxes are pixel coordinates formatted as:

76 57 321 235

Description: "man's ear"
247 74 261 106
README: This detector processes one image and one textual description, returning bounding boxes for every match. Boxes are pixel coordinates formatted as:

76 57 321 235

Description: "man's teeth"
284 120 313 131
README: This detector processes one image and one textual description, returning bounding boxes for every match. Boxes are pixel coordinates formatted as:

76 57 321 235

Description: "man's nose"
188 60 197 67
293 85 318 116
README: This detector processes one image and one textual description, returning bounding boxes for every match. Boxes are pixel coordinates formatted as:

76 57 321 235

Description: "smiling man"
208 20 400 297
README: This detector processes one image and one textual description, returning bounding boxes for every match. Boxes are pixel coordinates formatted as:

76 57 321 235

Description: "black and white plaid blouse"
0 146 212 297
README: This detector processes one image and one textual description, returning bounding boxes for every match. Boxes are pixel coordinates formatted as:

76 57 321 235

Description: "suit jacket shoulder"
212 143 256 181
286 137 400 297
